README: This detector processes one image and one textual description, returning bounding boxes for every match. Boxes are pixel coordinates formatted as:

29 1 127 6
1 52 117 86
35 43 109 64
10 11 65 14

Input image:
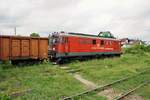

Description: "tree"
30 33 40 37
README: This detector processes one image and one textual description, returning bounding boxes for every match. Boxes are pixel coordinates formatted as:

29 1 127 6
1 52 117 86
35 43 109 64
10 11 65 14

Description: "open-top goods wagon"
0 35 48 64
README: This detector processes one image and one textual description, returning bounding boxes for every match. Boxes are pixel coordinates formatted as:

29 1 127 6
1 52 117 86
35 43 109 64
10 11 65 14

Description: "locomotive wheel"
56 58 63 64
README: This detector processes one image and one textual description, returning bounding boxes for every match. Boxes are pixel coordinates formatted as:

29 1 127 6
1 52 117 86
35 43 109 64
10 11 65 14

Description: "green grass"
136 84 150 100
67 45 150 99
0 45 150 100
71 93 107 100
112 71 150 97
68 53 150 83
0 64 86 100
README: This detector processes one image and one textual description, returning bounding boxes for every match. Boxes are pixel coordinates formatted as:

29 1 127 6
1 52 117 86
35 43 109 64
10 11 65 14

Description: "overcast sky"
0 0 150 40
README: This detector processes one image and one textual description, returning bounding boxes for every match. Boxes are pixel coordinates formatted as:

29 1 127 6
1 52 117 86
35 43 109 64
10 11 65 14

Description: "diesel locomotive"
48 31 121 63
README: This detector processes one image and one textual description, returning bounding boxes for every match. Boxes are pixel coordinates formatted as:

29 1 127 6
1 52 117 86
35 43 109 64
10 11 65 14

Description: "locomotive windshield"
48 33 59 52
48 33 60 45
52 38 59 44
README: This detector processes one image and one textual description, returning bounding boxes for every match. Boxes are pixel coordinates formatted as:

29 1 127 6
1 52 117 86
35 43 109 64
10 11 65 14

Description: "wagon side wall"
0 36 48 61
0 37 10 61
39 39 48 60
30 39 39 59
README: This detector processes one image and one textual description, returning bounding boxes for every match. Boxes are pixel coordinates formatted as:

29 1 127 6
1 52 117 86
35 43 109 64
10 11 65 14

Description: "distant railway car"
0 35 48 64
49 32 121 63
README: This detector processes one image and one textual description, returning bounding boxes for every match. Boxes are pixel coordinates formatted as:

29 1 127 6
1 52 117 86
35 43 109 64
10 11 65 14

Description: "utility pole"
14 27 16 35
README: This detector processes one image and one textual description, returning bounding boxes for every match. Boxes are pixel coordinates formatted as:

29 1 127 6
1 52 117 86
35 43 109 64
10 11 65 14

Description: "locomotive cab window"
59 37 64 43
92 40 96 45
100 40 104 46
60 37 68 44
65 37 68 43
52 38 58 44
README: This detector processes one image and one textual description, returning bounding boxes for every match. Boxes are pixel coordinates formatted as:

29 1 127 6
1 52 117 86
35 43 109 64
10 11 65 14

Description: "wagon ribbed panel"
31 39 39 59
0 38 10 60
0 35 48 61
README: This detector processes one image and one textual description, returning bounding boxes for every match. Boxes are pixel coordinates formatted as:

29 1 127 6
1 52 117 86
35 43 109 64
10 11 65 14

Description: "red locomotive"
49 31 122 63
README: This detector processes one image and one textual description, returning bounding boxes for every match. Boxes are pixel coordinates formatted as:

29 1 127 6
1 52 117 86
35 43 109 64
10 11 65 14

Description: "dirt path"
74 74 144 100
65 67 144 100
97 88 144 100
73 74 97 89
122 94 144 100
97 88 121 100
60 66 69 70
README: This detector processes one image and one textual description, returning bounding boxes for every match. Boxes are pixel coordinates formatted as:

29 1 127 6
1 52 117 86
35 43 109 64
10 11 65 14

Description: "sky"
0 0 150 41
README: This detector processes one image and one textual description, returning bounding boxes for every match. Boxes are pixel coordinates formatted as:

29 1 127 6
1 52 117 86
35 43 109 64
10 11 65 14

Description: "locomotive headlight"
53 47 55 50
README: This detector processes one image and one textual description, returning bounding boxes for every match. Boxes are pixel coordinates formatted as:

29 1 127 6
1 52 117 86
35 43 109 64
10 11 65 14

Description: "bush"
145 45 150 52
0 94 10 100
124 45 150 54
30 33 40 37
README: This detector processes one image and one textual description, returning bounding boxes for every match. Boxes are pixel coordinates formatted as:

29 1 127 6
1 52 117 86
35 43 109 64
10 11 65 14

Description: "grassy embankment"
68 45 150 99
0 45 150 100
0 63 87 99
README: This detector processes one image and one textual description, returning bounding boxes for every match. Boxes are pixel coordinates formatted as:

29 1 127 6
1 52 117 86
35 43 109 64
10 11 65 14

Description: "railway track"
60 66 82 74
62 69 150 100
115 80 150 100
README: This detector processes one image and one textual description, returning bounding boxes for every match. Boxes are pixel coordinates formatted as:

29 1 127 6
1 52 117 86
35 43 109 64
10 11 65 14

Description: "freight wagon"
0 35 48 65
48 31 122 64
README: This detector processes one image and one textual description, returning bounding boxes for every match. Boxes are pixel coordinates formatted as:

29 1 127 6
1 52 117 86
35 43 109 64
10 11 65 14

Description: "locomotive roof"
68 32 116 38
52 32 120 41
68 32 99 37
67 32 119 40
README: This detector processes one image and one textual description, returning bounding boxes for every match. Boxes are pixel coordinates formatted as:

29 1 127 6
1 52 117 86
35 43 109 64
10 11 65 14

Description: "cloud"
0 0 150 40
